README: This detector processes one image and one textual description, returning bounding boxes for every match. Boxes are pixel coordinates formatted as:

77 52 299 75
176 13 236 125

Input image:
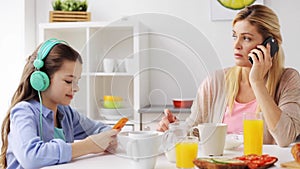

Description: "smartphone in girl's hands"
113 117 128 130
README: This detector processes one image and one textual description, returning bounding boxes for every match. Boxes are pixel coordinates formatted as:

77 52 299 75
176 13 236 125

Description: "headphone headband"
30 38 67 92
34 38 67 69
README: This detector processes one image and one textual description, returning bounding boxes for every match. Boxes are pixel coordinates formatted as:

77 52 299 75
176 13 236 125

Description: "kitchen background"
1 0 300 130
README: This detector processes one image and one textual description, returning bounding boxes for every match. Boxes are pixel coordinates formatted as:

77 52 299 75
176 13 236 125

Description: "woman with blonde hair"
157 4 300 147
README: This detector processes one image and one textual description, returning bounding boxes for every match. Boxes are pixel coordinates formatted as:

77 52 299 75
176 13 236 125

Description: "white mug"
115 59 126 72
103 58 115 73
117 131 163 169
125 58 135 74
191 123 227 156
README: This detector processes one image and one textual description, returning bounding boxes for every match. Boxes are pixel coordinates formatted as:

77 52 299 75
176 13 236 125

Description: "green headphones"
30 38 65 91
30 38 68 141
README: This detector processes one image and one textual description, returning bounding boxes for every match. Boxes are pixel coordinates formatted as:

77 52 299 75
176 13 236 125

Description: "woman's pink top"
222 99 257 134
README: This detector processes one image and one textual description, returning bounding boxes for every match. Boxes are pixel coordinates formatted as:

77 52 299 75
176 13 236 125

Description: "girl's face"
232 20 264 67
43 60 82 110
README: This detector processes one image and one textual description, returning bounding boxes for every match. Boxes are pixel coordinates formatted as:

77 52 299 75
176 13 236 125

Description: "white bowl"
99 108 133 120
224 134 243 150
116 131 164 157
165 148 176 163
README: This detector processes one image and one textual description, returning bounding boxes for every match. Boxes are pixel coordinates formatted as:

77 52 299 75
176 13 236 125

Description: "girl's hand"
88 129 119 154
249 43 273 85
157 109 177 132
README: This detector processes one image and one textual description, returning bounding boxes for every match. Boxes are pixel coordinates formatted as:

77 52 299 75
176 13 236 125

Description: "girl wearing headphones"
0 39 119 169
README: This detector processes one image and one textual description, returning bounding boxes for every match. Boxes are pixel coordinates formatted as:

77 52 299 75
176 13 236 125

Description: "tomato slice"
264 157 278 165
251 159 265 166
235 156 246 160
234 154 278 169
261 154 269 158
248 162 259 169
246 154 260 161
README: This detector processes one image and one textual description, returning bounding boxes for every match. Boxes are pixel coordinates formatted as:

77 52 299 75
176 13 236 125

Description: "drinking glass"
162 122 188 163
175 136 198 169
243 112 263 155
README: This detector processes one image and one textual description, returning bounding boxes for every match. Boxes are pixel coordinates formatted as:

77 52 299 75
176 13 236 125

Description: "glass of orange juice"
243 112 263 155
175 136 198 169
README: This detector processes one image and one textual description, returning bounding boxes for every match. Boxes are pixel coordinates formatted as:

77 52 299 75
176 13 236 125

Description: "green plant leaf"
52 0 88 11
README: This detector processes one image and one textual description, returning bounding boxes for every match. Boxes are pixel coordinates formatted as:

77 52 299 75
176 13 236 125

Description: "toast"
194 154 278 169
193 158 247 169
291 143 300 163
280 143 300 168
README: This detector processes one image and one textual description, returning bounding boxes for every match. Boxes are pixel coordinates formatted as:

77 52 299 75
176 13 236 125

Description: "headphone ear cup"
30 71 50 91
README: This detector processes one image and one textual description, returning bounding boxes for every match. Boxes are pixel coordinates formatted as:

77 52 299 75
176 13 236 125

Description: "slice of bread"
193 158 247 169
194 156 277 169
291 143 300 163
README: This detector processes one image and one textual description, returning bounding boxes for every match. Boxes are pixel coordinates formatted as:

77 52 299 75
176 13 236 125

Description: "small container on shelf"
172 98 194 108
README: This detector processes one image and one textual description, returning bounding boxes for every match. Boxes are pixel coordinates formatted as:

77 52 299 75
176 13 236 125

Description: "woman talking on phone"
157 4 300 147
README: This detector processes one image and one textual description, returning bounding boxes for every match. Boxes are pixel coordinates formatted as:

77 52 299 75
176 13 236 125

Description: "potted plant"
50 0 90 22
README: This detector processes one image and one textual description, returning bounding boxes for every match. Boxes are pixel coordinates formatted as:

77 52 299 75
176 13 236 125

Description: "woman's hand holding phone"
249 37 278 84
249 43 273 84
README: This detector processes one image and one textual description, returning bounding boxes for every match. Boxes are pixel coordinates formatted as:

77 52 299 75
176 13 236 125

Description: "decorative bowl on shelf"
172 98 194 108
103 95 123 109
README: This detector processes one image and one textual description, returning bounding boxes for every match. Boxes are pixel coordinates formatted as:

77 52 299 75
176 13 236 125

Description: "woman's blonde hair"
226 4 285 113
0 43 82 168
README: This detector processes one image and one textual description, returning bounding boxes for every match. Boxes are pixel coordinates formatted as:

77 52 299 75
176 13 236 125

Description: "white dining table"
42 144 294 169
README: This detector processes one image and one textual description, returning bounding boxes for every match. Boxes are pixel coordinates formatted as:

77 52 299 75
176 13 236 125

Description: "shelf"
138 105 191 114
39 20 148 131
98 119 134 125
83 72 133 76
39 21 137 29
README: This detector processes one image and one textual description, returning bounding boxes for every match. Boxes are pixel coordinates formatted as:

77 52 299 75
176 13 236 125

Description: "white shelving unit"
39 21 149 130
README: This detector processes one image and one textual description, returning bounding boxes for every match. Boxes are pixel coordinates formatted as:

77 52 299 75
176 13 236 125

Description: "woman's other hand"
157 109 177 132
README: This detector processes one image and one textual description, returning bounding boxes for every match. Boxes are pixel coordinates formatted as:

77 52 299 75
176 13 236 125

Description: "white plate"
99 108 133 120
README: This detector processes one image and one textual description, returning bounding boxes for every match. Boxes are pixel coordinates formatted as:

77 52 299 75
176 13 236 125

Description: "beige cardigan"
186 68 300 147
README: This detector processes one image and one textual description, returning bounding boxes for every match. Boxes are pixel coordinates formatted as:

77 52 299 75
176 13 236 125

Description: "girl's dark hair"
0 43 82 168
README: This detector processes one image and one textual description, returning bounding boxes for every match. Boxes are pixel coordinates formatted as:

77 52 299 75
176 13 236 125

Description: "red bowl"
172 99 194 108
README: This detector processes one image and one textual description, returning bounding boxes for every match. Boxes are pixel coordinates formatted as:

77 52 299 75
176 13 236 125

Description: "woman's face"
43 59 82 110
232 20 264 67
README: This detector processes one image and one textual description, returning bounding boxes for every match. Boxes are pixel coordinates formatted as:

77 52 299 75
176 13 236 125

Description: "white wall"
0 0 36 139
36 0 300 69
34 0 300 105
0 1 25 125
